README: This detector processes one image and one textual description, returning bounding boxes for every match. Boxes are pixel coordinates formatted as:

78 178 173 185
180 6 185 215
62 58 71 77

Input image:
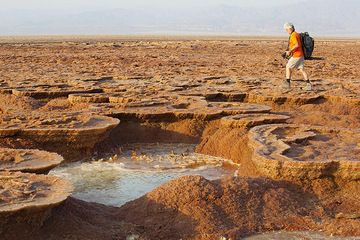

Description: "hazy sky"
2 0 357 36
0 0 304 10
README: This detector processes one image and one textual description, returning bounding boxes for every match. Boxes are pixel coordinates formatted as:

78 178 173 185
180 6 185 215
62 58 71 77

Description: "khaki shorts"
286 56 305 70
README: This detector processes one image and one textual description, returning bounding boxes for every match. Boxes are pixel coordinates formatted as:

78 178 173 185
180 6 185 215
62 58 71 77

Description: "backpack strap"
287 35 291 51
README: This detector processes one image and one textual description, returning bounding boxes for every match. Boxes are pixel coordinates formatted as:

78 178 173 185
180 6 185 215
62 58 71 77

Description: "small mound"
119 175 359 239
22 198 145 240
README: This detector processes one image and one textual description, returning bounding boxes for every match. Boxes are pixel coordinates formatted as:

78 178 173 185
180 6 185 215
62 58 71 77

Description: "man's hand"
285 50 292 57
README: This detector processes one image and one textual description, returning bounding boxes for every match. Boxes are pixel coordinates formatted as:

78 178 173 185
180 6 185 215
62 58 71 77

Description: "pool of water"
50 143 235 206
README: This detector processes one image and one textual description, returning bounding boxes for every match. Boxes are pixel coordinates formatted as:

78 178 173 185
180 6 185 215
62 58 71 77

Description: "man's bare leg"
286 66 293 80
283 66 292 89
299 68 312 91
299 68 309 81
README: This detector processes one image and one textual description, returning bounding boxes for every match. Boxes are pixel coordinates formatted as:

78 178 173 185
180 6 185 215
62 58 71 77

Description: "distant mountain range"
0 0 359 36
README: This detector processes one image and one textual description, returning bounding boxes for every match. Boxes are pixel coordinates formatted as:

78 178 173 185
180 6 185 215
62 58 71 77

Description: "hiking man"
283 22 312 91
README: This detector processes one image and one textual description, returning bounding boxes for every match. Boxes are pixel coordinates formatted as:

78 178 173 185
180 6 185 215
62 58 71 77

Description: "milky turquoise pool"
50 143 235 206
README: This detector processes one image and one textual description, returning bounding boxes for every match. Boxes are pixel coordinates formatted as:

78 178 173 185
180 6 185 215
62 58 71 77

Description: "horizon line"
0 34 360 42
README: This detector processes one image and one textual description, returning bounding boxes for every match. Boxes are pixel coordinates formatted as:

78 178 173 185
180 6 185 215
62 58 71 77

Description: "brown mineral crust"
39 97 92 113
0 148 63 174
96 98 272 121
324 94 360 106
248 124 360 181
1 39 360 106
0 112 120 161
0 171 72 212
108 107 178 122
220 113 290 129
68 93 110 104
289 102 360 129
108 96 137 104
170 96 208 108
11 86 103 99
0 171 73 239
82 95 273 125
97 101 275 149
196 114 290 176
0 38 358 84
245 92 325 106
174 77 358 107
0 93 41 114
205 102 272 115
109 96 170 107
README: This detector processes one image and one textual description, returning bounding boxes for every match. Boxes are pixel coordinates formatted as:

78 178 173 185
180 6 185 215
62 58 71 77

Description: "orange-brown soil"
0 37 359 240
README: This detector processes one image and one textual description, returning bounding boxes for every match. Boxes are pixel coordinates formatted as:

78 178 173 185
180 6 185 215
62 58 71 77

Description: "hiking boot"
303 82 312 91
282 80 291 90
